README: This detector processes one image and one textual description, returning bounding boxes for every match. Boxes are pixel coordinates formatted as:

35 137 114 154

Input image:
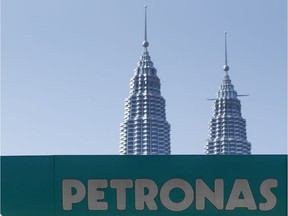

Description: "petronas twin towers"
119 7 251 155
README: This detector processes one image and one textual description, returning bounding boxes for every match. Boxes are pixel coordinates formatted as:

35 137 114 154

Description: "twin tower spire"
119 7 251 155
223 31 230 73
143 6 149 49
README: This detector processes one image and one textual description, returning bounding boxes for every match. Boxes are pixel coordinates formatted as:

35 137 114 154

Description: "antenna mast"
142 6 149 49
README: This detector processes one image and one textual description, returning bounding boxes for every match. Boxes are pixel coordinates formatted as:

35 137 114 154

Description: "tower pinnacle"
142 5 149 49
223 31 230 73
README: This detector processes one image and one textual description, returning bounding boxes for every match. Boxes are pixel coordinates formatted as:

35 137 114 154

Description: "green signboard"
1 155 287 215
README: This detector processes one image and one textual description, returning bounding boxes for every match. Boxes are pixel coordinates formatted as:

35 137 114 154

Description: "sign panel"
1 155 287 216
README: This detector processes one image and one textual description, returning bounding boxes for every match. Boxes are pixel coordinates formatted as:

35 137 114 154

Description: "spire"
223 31 230 74
142 6 149 50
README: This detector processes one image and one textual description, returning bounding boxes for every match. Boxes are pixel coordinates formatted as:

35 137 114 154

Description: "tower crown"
217 74 237 99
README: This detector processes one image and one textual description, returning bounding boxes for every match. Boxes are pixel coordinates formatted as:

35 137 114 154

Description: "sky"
1 0 287 155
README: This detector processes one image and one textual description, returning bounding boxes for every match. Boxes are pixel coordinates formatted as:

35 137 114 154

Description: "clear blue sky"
2 0 287 155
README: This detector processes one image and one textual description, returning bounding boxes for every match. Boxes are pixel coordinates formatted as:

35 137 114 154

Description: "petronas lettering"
62 178 278 212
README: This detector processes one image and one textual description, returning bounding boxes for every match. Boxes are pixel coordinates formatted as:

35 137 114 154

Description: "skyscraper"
119 7 171 155
205 32 251 155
